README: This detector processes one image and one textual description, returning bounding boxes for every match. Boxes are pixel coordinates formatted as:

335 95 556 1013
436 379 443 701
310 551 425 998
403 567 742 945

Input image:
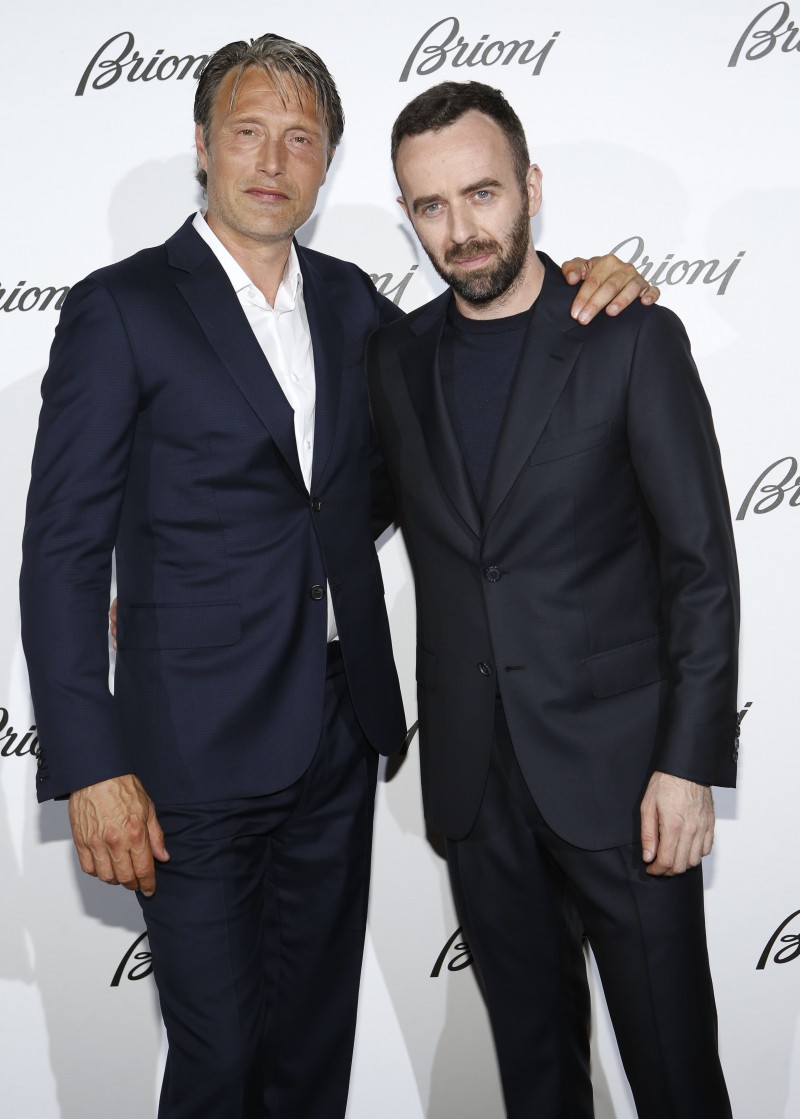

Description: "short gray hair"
194 33 344 189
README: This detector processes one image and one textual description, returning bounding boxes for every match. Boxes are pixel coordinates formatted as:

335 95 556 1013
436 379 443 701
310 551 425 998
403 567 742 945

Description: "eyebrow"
225 106 324 135
411 178 504 213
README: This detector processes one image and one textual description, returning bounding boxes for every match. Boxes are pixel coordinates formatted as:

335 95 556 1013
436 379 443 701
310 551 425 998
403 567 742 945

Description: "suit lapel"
297 247 343 489
482 255 584 531
400 293 481 539
167 219 305 491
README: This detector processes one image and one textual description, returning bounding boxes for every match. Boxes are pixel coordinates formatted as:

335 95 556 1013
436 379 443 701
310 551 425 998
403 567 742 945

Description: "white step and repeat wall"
2 2 798 1116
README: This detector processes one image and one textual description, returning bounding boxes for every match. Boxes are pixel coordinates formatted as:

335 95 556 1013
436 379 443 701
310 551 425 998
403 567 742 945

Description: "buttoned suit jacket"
21 216 406 804
367 253 739 847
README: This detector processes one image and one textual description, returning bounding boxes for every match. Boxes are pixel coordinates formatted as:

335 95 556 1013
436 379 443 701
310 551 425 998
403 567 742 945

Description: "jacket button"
310 585 325 600
484 565 501 583
477 662 492 677
312 499 322 512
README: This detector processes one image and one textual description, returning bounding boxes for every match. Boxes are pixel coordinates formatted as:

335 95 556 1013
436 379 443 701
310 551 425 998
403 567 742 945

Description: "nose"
447 201 479 247
257 136 286 177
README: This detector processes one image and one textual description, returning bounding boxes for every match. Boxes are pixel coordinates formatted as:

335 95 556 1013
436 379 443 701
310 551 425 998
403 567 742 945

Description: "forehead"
212 64 325 129
396 110 518 193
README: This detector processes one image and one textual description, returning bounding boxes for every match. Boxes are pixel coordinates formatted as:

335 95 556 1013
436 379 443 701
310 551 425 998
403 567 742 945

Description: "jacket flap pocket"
530 421 612 466
587 634 667 699
118 602 241 650
416 645 437 692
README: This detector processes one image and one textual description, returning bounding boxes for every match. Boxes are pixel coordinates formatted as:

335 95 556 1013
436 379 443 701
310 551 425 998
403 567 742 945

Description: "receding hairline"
394 111 527 190
203 59 332 140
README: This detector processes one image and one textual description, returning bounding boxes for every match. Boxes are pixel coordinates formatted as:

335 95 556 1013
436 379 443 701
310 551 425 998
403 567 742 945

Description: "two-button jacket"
21 216 406 804
367 253 739 848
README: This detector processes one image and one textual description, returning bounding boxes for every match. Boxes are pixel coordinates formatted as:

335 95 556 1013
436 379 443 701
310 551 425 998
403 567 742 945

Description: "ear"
396 195 410 220
526 164 543 219
195 122 209 173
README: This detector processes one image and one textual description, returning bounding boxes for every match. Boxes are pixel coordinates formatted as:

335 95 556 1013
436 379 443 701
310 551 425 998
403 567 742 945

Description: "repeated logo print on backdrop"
729 3 800 66
608 238 745 297
0 281 69 312
737 459 800 519
757 912 800 969
111 932 153 987
400 17 560 82
76 32 209 95
0 709 39 760
431 928 474 977
369 267 418 307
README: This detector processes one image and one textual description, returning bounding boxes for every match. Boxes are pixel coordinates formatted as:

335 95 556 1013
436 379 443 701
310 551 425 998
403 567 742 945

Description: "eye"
474 189 492 201
422 202 442 216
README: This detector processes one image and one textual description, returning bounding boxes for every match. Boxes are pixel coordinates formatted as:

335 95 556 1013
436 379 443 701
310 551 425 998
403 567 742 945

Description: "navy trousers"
446 704 731 1119
138 644 378 1118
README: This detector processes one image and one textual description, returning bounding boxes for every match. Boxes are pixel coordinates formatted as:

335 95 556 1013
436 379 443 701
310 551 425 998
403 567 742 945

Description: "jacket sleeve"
626 306 739 787
20 277 140 800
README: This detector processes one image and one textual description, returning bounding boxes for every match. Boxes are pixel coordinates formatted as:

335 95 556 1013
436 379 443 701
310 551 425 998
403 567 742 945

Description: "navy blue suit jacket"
368 254 739 847
21 216 406 803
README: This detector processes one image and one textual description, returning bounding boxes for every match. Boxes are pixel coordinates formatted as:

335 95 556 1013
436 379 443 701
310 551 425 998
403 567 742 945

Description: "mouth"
245 187 291 204
444 242 499 270
452 252 495 270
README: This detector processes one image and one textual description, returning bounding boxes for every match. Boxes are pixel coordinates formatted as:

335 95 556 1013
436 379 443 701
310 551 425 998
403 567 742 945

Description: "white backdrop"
2 2 799 1116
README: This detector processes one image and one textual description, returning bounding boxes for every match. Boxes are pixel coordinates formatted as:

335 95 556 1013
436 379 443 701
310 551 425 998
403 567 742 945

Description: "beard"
426 203 532 306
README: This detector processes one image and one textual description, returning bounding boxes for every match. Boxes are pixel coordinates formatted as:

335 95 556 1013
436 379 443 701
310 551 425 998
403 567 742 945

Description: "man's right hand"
68 774 169 897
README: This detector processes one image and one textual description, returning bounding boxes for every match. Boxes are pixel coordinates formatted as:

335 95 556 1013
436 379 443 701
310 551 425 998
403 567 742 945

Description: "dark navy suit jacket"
368 253 739 847
21 216 406 804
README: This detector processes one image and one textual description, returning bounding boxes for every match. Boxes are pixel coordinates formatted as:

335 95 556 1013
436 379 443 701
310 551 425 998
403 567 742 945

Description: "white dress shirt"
192 212 337 640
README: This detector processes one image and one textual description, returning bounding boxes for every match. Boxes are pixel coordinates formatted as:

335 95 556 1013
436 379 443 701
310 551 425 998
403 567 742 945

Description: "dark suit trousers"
445 704 731 1119
138 644 377 1119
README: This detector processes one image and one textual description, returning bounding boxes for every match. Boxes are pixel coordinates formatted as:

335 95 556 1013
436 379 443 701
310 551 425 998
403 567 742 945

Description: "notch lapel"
167 220 305 492
482 255 584 531
297 248 343 490
400 295 481 539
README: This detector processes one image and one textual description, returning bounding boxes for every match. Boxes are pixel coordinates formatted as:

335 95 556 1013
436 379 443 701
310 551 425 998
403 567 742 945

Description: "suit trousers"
138 643 378 1119
445 702 731 1119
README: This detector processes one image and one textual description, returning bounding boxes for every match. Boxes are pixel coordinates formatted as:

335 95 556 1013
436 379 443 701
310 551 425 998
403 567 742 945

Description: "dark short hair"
391 81 530 190
194 33 344 189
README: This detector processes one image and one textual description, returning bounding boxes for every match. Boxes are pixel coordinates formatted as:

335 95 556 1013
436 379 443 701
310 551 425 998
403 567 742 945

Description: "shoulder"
68 243 171 310
582 301 692 367
371 290 448 350
54 226 194 341
587 301 686 348
298 243 410 337
297 243 375 295
538 251 689 350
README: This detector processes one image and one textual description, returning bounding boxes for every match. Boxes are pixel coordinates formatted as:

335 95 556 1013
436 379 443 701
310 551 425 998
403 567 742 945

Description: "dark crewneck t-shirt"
439 298 534 507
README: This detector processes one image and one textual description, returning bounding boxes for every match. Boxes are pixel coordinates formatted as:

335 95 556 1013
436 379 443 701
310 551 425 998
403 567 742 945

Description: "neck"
203 213 293 306
454 247 544 321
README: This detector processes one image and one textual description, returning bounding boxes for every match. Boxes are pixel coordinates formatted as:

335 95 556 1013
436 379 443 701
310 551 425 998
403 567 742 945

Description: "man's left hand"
640 771 715 877
562 255 659 325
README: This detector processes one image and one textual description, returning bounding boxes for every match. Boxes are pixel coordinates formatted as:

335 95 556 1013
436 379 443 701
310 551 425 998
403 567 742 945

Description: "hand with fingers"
639 771 715 877
68 773 169 897
561 254 660 325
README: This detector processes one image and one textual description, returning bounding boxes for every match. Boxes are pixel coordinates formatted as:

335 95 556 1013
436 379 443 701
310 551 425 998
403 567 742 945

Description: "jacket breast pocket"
118 602 241 650
529 421 612 466
586 634 667 698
